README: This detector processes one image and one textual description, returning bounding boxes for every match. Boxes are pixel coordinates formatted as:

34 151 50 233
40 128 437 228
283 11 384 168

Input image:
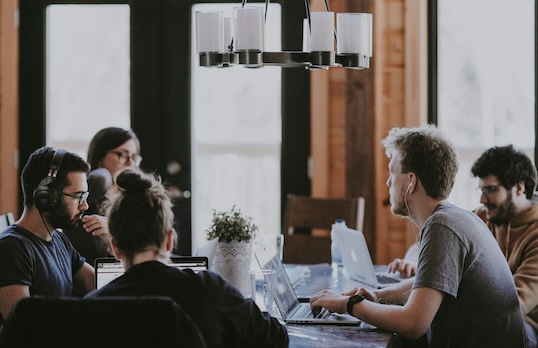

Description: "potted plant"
206 206 258 296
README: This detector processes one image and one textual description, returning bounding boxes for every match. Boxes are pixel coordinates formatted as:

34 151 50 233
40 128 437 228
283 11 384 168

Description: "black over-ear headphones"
33 149 67 212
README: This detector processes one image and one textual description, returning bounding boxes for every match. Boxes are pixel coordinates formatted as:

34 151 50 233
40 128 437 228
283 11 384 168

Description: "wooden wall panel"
0 0 20 217
310 0 427 263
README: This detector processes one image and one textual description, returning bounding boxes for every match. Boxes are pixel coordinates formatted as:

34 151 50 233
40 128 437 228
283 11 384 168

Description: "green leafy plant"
206 206 258 243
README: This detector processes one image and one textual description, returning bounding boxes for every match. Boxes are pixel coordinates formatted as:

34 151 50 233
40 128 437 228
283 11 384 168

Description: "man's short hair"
21 147 91 208
471 145 537 199
381 124 458 200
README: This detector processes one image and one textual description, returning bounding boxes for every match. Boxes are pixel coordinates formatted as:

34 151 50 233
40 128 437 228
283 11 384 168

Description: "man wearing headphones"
0 147 104 322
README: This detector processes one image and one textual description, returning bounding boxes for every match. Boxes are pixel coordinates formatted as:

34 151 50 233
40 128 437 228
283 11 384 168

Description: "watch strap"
347 295 365 314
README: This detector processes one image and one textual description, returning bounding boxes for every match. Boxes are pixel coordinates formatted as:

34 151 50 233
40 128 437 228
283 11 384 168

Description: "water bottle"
331 219 347 267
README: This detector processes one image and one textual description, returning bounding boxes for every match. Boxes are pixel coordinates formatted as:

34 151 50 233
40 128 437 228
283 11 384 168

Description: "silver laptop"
334 227 401 289
195 237 218 268
254 243 360 325
94 256 209 289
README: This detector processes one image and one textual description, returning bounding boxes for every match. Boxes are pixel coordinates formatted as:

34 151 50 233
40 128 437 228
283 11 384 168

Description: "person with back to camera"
310 125 531 347
67 127 142 266
0 147 105 323
84 168 288 348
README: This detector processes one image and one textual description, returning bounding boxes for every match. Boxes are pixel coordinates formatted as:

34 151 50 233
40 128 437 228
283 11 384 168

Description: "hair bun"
116 169 152 193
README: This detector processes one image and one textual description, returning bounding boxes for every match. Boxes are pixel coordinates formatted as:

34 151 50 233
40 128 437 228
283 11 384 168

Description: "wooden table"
288 322 394 347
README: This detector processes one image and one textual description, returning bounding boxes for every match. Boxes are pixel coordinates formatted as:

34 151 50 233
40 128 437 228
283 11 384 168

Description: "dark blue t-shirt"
0 224 85 297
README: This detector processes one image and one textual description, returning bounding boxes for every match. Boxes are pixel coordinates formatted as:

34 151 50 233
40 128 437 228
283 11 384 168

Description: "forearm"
351 287 442 340
374 278 414 305
74 263 95 294
350 299 425 339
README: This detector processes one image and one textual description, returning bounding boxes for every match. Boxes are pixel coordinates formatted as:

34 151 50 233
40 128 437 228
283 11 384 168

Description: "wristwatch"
347 295 365 314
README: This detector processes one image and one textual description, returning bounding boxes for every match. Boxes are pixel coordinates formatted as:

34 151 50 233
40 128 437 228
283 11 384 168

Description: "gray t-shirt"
414 203 527 347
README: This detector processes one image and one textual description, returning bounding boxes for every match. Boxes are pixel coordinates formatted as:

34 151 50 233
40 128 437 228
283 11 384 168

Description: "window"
436 0 535 210
46 5 130 158
191 3 282 251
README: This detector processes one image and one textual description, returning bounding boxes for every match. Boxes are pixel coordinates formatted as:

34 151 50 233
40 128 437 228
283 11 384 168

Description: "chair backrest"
0 296 207 348
0 212 15 231
282 195 365 235
281 195 365 264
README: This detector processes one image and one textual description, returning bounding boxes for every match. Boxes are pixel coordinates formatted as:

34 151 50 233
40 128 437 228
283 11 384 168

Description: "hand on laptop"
387 258 416 278
310 287 377 316
310 289 349 316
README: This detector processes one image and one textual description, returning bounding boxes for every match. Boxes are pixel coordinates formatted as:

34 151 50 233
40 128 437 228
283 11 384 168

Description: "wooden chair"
0 212 15 231
281 195 365 264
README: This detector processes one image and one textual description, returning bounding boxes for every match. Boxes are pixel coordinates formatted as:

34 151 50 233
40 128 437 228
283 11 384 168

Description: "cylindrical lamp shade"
303 18 311 52
223 17 232 52
195 11 223 53
310 12 334 52
337 13 372 56
233 6 265 51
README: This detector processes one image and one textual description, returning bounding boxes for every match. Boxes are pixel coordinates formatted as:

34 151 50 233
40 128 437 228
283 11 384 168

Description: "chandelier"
194 0 372 70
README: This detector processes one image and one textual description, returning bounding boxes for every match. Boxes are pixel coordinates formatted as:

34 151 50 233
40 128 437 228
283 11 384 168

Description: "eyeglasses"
61 191 90 205
476 184 502 198
109 151 142 167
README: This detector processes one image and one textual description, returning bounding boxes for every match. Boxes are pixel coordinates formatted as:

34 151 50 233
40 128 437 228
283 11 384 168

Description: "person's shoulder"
0 226 35 259
427 203 488 234
432 203 474 220
195 270 244 294
472 206 488 223
0 225 29 243
527 201 538 217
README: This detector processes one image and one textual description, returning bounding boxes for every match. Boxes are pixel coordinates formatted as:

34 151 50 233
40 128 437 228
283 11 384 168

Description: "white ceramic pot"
211 240 252 297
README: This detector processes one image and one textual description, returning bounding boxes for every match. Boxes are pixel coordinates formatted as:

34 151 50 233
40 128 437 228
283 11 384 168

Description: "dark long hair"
87 127 140 170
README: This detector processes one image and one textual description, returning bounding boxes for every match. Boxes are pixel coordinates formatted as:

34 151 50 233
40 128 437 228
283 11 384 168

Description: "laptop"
254 243 360 325
94 256 209 289
195 237 218 268
334 227 401 289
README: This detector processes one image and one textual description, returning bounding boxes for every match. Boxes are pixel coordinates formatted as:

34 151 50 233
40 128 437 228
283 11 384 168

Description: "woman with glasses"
67 127 142 267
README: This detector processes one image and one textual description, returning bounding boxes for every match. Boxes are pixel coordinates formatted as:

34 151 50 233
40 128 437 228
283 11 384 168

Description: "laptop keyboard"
376 273 400 284
294 304 330 319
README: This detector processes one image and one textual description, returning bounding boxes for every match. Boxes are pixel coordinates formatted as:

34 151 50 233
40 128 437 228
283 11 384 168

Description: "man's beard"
46 203 81 230
488 191 516 225
391 187 410 218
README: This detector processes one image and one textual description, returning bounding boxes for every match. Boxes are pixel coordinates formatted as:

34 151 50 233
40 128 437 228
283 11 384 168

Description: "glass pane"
191 3 282 252
46 5 130 159
437 0 535 210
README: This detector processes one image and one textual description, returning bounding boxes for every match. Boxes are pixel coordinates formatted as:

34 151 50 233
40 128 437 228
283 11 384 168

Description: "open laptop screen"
254 243 299 318
94 256 209 289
